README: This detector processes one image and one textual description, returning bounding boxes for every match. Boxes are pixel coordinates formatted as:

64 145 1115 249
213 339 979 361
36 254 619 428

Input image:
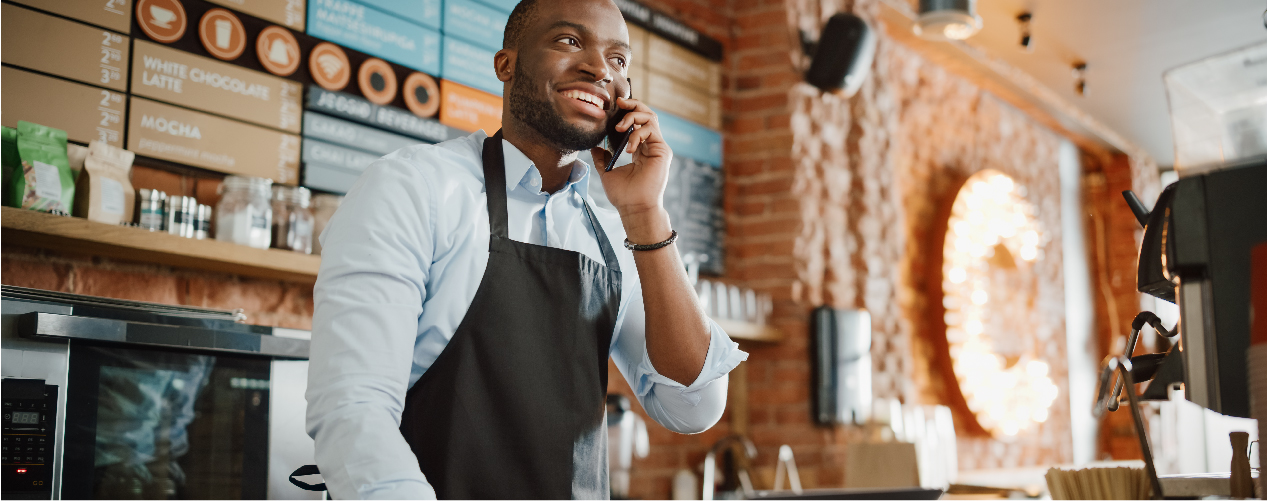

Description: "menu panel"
663 155 725 274
307 0 441 74
646 72 719 129
10 0 131 33
648 34 721 95
302 138 379 174
303 111 422 155
127 97 301 183
1 67 126 147
131 40 303 133
302 161 360 194
206 0 307 30
439 79 503 134
358 0 441 29
1 4 129 92
305 86 462 143
441 37 503 96
443 0 509 52
628 24 649 70
653 106 721 167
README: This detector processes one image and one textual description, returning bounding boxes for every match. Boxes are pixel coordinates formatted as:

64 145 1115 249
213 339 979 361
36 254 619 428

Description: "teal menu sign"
358 0 442 30
441 36 502 96
654 107 722 167
307 0 441 74
444 0 509 52
473 0 519 13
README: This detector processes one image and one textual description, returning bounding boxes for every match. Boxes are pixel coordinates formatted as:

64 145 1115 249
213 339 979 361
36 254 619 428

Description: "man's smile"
556 85 611 119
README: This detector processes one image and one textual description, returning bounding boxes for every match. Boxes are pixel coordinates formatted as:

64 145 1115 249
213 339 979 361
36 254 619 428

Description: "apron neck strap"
481 130 622 272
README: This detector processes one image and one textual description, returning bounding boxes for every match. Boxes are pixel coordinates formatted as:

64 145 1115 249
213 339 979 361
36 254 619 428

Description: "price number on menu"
99 31 125 85
97 90 124 144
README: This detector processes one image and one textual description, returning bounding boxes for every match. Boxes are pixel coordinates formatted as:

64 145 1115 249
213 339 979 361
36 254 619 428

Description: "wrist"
619 206 672 244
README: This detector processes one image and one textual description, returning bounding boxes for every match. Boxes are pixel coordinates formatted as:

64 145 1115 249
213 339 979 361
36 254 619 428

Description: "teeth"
562 89 603 108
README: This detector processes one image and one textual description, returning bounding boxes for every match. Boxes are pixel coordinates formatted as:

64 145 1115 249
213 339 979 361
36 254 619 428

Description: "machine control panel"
2 378 57 499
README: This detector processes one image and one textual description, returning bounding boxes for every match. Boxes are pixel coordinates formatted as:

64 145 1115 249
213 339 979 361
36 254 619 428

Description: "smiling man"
304 0 747 499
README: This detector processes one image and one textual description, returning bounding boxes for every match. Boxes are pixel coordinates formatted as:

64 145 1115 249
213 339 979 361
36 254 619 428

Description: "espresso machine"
1097 42 1266 497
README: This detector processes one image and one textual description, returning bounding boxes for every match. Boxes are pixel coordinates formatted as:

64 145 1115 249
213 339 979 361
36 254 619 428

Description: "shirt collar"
500 139 592 199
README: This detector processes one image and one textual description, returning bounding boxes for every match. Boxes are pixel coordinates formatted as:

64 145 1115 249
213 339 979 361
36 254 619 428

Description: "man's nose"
577 48 613 84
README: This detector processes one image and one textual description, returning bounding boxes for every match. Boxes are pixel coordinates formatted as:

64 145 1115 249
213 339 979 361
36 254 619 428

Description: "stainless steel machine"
1 286 317 500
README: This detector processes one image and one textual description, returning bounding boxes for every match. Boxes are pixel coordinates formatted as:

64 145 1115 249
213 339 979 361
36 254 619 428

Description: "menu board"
10 0 132 33
646 72 720 129
441 37 503 96
439 79 503 134
303 161 360 194
443 0 510 52
302 138 379 174
206 0 307 30
1 4 130 92
654 107 722 167
306 86 463 143
303 111 422 155
127 97 301 183
663 155 725 274
358 0 441 29
131 40 303 133
1 67 126 147
307 0 441 75
648 35 721 94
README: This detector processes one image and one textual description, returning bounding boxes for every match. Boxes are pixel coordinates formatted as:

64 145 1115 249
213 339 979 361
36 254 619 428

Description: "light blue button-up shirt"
306 131 748 500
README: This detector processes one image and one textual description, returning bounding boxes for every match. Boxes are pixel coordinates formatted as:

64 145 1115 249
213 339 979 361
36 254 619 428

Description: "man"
306 0 747 498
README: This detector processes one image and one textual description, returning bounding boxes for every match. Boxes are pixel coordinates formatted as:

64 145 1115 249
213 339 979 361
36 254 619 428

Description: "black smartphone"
604 78 634 172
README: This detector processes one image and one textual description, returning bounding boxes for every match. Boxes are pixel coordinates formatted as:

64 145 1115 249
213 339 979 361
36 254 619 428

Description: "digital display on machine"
10 411 39 425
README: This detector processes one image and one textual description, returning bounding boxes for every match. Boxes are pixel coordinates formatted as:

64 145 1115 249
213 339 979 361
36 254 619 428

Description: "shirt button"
529 179 539 188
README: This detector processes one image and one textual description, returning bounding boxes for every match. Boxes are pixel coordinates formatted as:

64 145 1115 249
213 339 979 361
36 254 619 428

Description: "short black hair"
502 0 543 50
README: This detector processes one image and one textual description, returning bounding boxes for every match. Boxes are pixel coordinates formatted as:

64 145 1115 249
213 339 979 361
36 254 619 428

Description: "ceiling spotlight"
913 0 982 41
1016 12 1033 51
1072 62 1088 96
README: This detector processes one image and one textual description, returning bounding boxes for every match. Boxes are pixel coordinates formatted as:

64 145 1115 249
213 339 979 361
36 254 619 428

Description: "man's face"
505 0 632 152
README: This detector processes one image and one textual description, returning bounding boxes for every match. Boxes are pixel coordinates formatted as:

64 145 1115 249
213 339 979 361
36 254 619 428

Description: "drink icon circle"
257 26 301 77
136 0 187 43
309 43 351 91
199 9 246 60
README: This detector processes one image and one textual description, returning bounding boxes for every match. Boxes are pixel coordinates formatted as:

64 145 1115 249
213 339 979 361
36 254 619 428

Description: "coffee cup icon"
214 19 232 48
150 6 176 28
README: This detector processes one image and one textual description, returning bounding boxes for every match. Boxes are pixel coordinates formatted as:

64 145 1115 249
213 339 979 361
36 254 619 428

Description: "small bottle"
165 196 194 238
194 204 212 240
135 188 166 231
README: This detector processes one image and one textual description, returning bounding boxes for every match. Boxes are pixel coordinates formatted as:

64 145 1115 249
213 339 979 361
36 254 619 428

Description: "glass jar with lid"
271 185 314 254
215 176 273 249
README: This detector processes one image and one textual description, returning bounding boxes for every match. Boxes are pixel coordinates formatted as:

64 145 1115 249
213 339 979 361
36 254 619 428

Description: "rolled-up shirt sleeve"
610 283 749 434
306 159 437 500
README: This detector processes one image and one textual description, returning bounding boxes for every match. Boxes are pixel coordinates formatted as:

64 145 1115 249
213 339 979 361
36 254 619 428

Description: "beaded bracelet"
624 230 678 251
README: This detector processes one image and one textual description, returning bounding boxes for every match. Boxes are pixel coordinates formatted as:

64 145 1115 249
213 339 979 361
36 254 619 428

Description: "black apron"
398 130 623 499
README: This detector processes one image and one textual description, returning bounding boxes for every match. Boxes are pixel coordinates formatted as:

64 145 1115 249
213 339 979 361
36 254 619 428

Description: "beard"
507 64 607 153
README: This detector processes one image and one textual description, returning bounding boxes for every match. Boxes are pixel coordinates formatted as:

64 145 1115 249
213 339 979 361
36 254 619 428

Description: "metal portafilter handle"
1106 311 1173 411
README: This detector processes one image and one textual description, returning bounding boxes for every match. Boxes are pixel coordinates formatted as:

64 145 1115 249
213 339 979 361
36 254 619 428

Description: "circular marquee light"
942 170 1058 437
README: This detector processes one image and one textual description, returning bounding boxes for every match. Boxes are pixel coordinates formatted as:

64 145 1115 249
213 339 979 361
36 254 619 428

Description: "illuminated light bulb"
953 221 969 236
971 290 988 305
1022 230 1039 247
1002 422 1020 436
1033 408 1049 423
1020 246 1038 261
1026 360 1049 378
964 319 983 335
948 267 967 283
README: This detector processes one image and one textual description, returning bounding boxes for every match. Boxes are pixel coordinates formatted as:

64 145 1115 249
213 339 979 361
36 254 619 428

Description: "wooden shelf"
2 207 320 283
714 317 783 343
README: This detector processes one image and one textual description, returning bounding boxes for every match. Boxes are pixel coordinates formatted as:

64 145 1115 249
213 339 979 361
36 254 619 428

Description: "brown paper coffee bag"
74 140 135 224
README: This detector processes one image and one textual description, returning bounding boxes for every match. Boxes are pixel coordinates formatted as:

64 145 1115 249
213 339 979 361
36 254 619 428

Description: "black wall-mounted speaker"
804 13 877 97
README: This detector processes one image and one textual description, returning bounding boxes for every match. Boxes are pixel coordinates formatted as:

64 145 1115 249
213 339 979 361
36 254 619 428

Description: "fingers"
614 97 655 131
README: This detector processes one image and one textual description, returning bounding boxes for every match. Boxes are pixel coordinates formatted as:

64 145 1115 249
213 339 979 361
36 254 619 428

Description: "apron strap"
288 464 327 491
482 130 510 239
482 130 622 272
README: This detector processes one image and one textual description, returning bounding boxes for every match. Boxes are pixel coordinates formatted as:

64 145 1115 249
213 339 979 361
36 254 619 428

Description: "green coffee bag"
14 121 75 213
2 126 17 208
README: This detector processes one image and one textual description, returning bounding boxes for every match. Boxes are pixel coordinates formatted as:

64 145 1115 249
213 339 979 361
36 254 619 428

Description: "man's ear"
494 49 516 83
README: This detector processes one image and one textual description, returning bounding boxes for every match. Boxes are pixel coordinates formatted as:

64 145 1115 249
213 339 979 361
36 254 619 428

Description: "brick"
74 267 182 304
1 254 71 292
